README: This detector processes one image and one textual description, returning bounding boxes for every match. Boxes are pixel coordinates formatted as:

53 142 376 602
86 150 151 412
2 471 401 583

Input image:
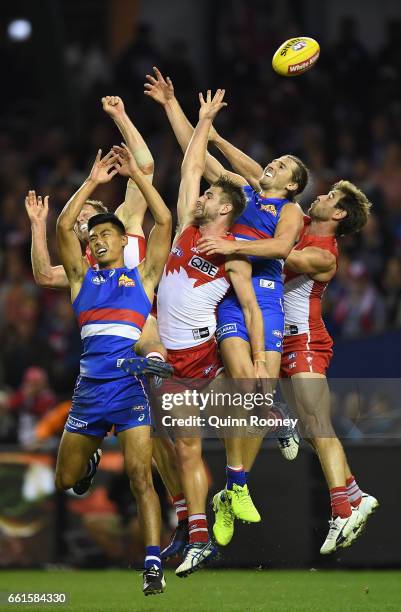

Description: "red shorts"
280 331 333 377
159 337 223 394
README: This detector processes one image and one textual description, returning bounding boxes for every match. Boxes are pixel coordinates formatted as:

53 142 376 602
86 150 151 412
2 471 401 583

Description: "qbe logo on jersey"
189 255 218 278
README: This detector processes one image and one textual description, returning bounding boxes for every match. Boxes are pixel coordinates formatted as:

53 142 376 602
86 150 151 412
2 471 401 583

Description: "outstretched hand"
25 191 49 223
144 66 175 105
88 149 120 184
112 143 140 178
198 89 227 121
102 95 125 119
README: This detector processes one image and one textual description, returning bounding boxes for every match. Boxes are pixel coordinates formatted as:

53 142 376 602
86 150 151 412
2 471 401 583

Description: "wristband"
146 351 165 362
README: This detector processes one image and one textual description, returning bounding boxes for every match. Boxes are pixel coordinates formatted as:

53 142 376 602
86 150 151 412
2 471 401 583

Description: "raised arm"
102 95 153 235
25 191 69 289
113 144 172 299
198 203 304 259
225 256 268 378
210 129 263 191
285 246 336 281
56 150 119 299
144 67 246 187
176 89 227 229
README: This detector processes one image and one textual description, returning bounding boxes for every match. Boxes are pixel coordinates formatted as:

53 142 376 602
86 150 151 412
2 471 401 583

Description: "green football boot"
212 490 235 546
227 484 261 523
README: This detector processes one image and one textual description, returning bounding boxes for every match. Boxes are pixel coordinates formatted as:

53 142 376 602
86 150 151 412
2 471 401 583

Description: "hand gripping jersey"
72 267 151 378
232 186 289 298
283 216 338 337
85 234 146 269
157 225 233 350
216 186 288 352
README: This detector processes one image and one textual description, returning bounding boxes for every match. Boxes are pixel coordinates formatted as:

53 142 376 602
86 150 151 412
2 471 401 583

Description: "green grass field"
0 569 400 612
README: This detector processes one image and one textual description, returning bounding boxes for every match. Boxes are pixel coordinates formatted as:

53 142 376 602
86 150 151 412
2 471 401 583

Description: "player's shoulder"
282 201 304 216
175 223 199 242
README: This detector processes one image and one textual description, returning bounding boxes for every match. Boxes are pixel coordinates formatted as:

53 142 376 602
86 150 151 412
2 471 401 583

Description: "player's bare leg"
135 315 189 558
55 430 102 492
239 349 282 473
152 435 182 497
288 373 368 553
118 426 165 594
209 338 261 548
173 434 217 577
175 436 208 516
135 316 184 499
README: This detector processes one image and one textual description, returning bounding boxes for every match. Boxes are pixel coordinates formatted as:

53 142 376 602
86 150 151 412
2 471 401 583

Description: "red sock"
188 513 209 543
346 475 363 507
330 486 352 518
172 493 188 522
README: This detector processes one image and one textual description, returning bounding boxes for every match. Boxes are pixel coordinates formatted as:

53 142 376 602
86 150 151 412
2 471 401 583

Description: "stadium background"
0 0 400 581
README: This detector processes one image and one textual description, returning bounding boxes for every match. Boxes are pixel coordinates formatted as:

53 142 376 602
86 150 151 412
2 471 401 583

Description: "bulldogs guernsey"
281 216 338 376
72 266 151 379
157 225 232 351
216 185 289 352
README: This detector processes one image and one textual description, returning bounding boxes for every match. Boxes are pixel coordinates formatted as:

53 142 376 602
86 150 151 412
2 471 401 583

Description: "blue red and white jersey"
72 267 151 379
232 186 289 298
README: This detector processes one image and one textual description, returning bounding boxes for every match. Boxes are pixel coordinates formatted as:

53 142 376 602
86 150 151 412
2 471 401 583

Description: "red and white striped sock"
172 493 188 522
346 475 363 507
330 486 352 518
188 513 209 543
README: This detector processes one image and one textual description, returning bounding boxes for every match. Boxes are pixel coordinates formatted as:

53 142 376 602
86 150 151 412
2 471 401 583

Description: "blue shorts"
216 293 284 353
65 375 151 438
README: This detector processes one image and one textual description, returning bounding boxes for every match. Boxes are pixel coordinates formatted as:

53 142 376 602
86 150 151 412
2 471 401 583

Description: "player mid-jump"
55 146 172 595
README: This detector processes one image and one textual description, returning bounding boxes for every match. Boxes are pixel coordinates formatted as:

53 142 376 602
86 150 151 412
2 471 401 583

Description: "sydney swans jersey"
85 234 146 269
157 225 232 349
72 267 151 378
283 217 338 336
232 186 289 296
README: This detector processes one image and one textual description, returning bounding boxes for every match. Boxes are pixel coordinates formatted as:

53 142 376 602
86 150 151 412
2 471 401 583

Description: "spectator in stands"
8 367 56 447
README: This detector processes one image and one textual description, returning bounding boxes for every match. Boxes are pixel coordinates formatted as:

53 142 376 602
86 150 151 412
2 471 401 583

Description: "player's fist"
199 89 227 121
101 96 125 119
144 67 175 105
25 191 49 224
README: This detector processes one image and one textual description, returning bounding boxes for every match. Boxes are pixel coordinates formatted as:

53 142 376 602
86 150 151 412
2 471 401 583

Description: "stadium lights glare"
7 19 32 42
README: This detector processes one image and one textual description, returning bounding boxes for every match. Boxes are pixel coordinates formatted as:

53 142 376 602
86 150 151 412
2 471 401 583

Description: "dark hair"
85 199 109 214
286 155 309 201
87 213 126 234
333 180 372 237
214 175 247 223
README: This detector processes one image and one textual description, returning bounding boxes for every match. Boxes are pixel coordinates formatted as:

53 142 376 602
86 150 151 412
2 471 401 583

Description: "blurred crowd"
1 7 401 443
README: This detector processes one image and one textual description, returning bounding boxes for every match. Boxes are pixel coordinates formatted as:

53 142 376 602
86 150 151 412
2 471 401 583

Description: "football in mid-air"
272 37 320 77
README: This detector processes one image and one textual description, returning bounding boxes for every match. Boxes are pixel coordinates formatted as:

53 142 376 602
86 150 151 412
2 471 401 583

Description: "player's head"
309 180 371 236
194 176 246 227
259 155 309 201
74 200 109 243
87 213 127 268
